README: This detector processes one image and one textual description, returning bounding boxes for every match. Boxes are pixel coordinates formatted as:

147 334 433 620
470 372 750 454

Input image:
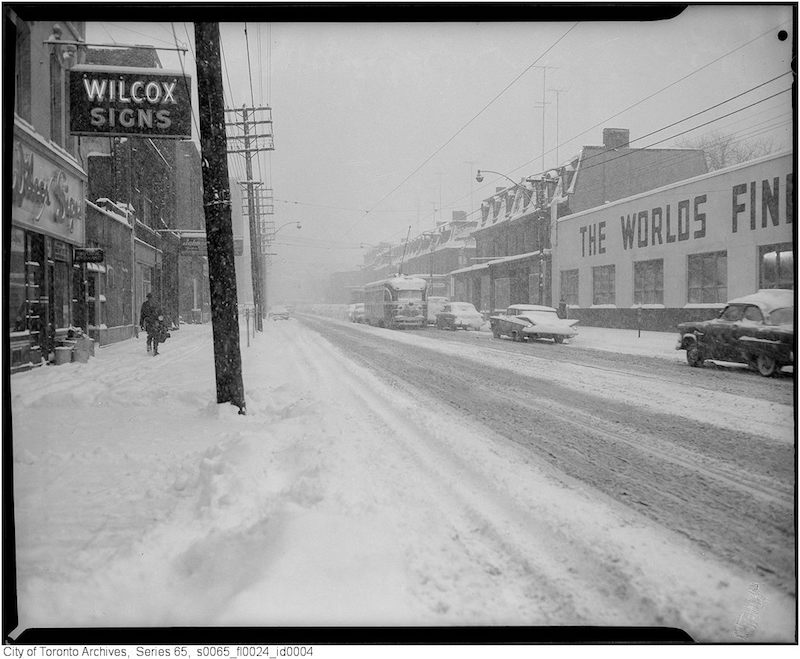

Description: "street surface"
298 314 795 598
10 317 795 640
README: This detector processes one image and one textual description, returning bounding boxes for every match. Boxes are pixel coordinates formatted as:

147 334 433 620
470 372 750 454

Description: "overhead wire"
476 19 793 193
340 21 582 239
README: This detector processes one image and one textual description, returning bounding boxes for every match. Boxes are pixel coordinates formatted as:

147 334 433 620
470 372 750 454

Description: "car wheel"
492 328 501 339
554 336 564 344
512 331 522 342
686 343 705 367
756 354 778 377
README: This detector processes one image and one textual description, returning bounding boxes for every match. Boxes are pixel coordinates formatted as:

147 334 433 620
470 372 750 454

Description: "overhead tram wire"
170 23 202 150
219 33 249 185
521 72 793 182
244 23 265 185
340 21 581 240
493 20 793 185
422 20 793 223
448 72 792 220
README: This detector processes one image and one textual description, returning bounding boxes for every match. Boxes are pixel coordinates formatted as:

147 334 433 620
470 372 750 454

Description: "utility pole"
194 22 246 412
243 107 262 331
548 88 567 165
225 106 275 329
532 65 557 172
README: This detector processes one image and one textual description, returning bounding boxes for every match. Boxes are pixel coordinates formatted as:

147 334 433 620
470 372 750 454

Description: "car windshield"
451 303 477 313
523 310 559 321
767 307 794 326
397 290 423 301
720 305 745 321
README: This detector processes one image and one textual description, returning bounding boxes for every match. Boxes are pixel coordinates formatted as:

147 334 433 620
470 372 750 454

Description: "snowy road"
9 318 796 641
299 314 795 592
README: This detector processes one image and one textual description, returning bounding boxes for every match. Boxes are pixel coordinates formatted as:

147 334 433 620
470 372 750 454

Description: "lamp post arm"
476 169 527 190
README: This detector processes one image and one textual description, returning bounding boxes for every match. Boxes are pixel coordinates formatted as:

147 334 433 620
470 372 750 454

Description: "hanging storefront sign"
69 65 192 139
180 236 207 254
74 247 105 263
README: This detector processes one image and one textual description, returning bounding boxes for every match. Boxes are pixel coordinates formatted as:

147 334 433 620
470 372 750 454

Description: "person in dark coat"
139 293 161 354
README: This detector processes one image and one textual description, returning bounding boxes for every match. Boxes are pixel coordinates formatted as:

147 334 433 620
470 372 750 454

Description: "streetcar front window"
397 290 423 301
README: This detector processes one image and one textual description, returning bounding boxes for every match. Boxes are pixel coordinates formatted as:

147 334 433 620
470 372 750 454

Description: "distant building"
451 128 709 314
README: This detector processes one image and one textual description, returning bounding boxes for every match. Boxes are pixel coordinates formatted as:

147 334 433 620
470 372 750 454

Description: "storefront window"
634 259 664 305
9 228 26 331
26 233 44 347
759 243 793 290
688 251 727 304
592 265 616 305
560 269 579 306
53 260 71 329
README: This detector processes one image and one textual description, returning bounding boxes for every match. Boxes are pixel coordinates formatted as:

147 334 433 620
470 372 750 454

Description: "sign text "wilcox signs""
69 65 192 139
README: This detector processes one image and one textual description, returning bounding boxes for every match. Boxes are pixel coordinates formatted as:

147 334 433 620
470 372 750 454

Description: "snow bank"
8 321 796 641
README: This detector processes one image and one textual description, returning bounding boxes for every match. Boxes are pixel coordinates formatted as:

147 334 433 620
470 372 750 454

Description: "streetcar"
363 275 428 329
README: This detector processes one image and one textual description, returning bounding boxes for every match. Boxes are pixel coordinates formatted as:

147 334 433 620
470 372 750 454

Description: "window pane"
9 228 26 332
688 252 726 304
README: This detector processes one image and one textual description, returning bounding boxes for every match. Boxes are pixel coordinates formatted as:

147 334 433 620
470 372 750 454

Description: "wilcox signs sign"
69 65 192 139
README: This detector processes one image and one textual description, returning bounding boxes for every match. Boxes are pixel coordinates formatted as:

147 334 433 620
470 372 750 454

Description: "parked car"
676 289 794 377
426 296 449 324
490 304 579 343
269 305 290 321
348 303 365 323
435 302 484 331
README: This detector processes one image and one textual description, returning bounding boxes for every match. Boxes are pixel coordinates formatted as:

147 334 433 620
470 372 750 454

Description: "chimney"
603 128 630 149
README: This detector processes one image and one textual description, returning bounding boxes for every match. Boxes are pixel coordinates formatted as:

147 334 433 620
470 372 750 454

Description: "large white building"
552 151 794 329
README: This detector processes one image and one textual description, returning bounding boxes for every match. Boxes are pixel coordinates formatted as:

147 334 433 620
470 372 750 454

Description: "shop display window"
10 228 26 332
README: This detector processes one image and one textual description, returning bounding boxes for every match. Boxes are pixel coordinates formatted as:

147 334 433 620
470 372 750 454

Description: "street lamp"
271 221 302 238
475 169 533 189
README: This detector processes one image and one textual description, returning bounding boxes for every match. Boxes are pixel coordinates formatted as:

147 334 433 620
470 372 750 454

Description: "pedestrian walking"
558 297 568 320
139 293 161 355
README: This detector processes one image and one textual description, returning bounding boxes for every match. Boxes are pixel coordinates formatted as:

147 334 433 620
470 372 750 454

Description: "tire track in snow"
299 317 795 600
274 322 738 634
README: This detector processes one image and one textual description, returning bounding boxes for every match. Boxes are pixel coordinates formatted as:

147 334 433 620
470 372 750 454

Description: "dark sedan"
676 289 794 376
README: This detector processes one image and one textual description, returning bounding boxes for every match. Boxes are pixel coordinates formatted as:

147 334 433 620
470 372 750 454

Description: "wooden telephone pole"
194 22 246 412
225 106 275 329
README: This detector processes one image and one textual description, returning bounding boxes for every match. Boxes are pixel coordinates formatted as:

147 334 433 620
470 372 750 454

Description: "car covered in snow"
269 305 290 321
490 304 579 343
426 296 450 324
435 302 484 331
348 303 365 323
676 288 794 377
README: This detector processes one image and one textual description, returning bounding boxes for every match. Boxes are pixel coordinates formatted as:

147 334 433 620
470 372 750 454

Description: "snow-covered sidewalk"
8 320 796 641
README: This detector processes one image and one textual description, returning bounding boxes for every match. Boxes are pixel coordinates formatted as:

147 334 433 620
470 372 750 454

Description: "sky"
86 4 794 302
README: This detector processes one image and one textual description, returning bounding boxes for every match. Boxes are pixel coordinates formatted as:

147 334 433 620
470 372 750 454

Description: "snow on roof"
450 263 490 275
728 289 794 312
365 275 428 289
